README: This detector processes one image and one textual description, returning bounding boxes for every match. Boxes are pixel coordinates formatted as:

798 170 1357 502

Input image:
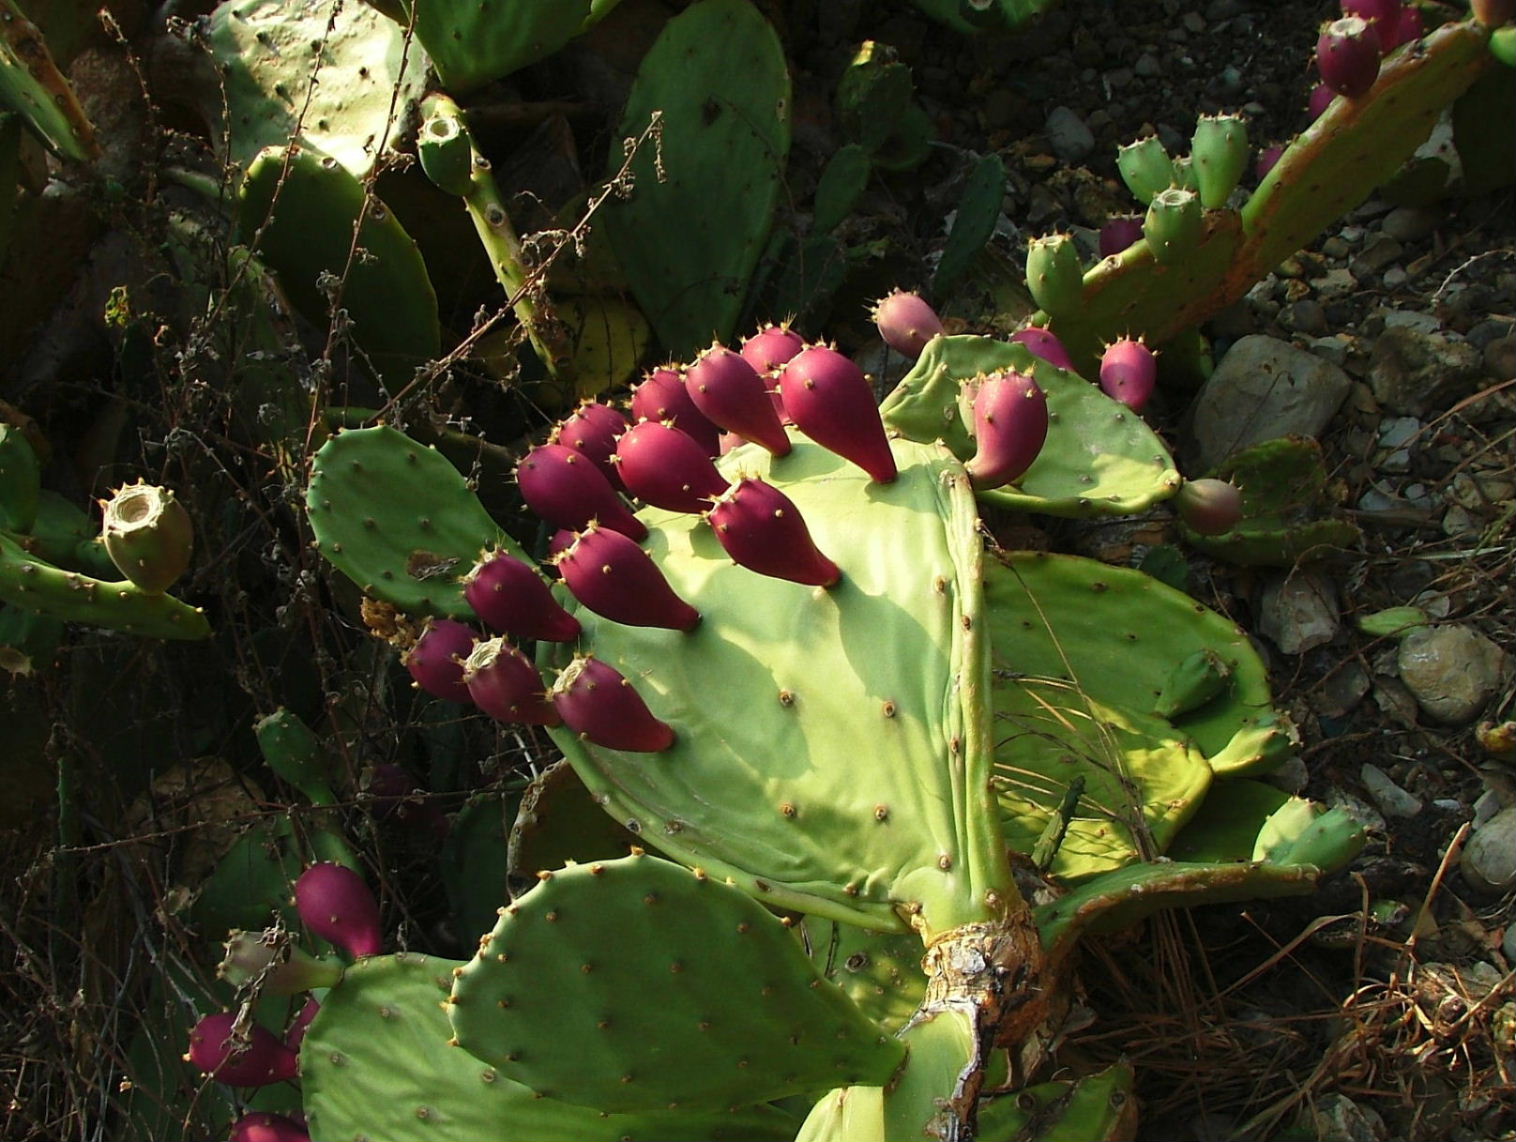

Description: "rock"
1188 335 1354 469
1368 326 1484 416
1307 1093 1388 1142
1381 204 1442 243
1485 335 1516 381
1312 659 1371 718
1349 235 1403 279
1045 106 1094 163
1360 763 1423 820
1462 806 1516 894
1397 625 1512 725
1258 572 1339 655
1378 309 1442 335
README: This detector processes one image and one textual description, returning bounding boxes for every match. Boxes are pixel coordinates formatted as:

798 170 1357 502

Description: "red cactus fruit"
964 372 1049 490
547 529 577 559
1255 144 1285 181
554 524 701 631
551 656 675 752
614 421 730 513
740 324 806 373
1307 82 1336 120
779 346 897 484
555 401 631 489
362 763 449 839
1098 338 1158 412
284 997 321 1053
1008 327 1077 372
1341 0 1399 36
871 290 944 359
186 1013 299 1087
1176 478 1244 535
631 366 723 456
402 618 476 703
707 478 841 588
516 443 647 541
463 637 561 725
294 862 383 959
463 550 581 643
685 343 792 457
231 1113 311 1142
1384 5 1421 50
1317 16 1382 99
1098 216 1145 258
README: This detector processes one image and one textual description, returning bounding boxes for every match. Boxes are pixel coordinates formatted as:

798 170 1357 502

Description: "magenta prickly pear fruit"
402 618 476 703
230 1112 311 1142
740 323 806 374
707 477 841 588
631 366 723 456
1317 16 1382 98
547 529 576 559
1307 82 1336 120
100 481 194 593
555 401 630 488
1176 478 1243 535
779 346 897 484
871 290 944 359
684 343 792 457
554 523 701 631
1384 5 1420 50
551 655 675 752
284 996 321 1053
517 443 647 542
463 637 560 726
1009 327 1077 372
1098 216 1145 258
614 420 729 513
462 549 581 643
1098 338 1158 412
964 372 1049 490
294 862 383 959
1255 144 1285 181
186 1013 298 1087
1341 0 1398 40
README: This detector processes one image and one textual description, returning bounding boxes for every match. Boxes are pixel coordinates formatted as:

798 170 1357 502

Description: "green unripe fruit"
1143 187 1203 266
255 709 336 805
101 483 193 594
1024 233 1085 319
1191 113 1249 209
1170 154 1199 192
1116 136 1175 204
0 423 40 533
416 108 475 197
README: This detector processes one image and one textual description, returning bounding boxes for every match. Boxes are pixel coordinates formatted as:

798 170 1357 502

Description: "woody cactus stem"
418 93 572 378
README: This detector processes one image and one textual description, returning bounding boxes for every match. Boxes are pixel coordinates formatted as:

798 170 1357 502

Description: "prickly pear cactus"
601 0 790 358
0 0 98 160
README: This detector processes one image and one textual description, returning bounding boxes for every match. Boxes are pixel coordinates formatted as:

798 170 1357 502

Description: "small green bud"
100 482 193 594
1190 113 1249 209
1024 233 1085 319
1116 135 1175 204
1143 187 1203 266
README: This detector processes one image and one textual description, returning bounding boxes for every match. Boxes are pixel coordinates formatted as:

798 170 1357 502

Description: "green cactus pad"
207 0 429 177
795 1085 886 1142
544 436 1012 935
1044 19 1492 369
506 759 642 891
25 491 116 578
448 853 905 1113
440 792 515 945
882 1008 978 1142
0 420 39 532
255 709 335 805
880 335 1181 519
0 0 98 160
395 0 595 95
801 918 928 1033
0 532 209 640
601 0 790 357
239 145 440 387
974 1064 1137 1142
304 952 794 1141
306 426 521 617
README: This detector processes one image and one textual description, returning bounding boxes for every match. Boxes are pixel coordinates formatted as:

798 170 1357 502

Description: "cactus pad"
0 0 97 160
307 426 521 617
448 853 904 1113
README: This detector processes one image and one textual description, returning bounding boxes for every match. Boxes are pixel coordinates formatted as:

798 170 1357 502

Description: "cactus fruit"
550 656 675 752
186 1013 298 1087
1317 16 1383 98
964 372 1049 490
1115 135 1175 204
554 523 701 632
294 863 383 959
1175 478 1244 536
871 290 944 359
631 367 723 456
686 344 792 458
517 444 647 542
463 638 561 726
613 421 729 513
1097 338 1158 412
557 402 631 490
740 324 807 374
462 551 582 643
779 346 897 484
1143 186 1203 265
1024 233 1086 318
284 997 320 1053
1098 215 1144 258
100 482 193 594
229 1112 310 1142
1308 81 1337 120
219 929 343 994
1008 326 1078 371
403 618 476 702
1190 113 1249 209
707 477 842 587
